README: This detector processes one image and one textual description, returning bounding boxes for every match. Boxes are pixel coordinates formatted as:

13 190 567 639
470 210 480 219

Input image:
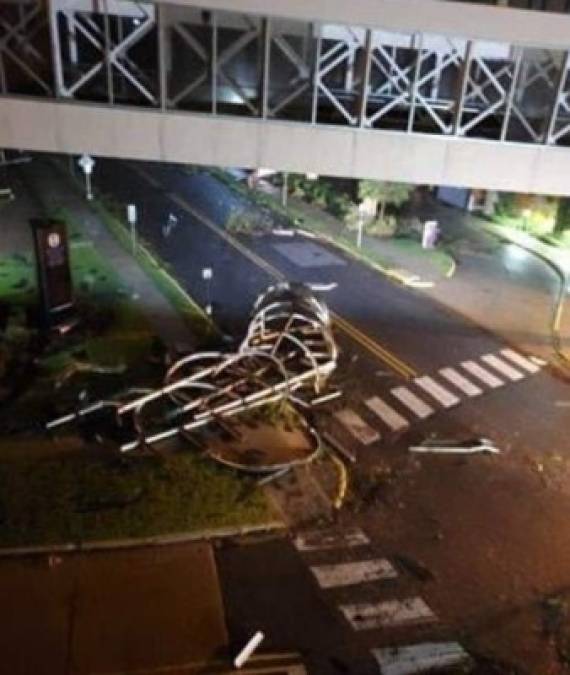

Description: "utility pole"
281 172 288 208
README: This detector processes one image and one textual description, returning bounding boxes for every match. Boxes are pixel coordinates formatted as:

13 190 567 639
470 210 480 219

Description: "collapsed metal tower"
48 282 340 471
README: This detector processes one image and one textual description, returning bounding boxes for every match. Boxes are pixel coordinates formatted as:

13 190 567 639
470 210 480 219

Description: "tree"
357 180 413 221
555 197 570 234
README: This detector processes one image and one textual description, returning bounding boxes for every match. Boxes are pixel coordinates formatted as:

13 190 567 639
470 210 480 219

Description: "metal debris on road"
234 631 265 669
409 437 501 455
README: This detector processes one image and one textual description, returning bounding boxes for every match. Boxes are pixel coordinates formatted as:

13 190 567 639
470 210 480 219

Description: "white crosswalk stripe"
391 387 433 419
482 353 524 381
340 597 435 631
500 348 540 374
461 360 504 388
293 527 370 552
372 642 470 675
334 408 380 445
439 367 482 397
292 528 473 674
310 559 397 589
366 396 410 432
414 376 460 408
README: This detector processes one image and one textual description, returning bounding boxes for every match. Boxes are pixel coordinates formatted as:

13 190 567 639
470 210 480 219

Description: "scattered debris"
234 631 265 669
47 283 340 473
409 437 501 455
256 467 290 487
327 451 348 510
54 359 126 389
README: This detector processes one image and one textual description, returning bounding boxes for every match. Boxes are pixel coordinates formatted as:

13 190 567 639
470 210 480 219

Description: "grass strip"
0 450 273 548
90 198 216 343
204 168 455 278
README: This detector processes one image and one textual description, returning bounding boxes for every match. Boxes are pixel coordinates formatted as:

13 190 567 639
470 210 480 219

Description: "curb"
206 168 448 290
0 520 286 558
445 254 457 279
295 229 417 287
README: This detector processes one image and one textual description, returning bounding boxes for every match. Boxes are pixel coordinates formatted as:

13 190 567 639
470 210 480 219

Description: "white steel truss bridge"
3 0 570 193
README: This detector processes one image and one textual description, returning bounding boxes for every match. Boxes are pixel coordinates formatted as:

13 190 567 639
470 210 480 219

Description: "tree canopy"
555 197 570 234
358 180 413 208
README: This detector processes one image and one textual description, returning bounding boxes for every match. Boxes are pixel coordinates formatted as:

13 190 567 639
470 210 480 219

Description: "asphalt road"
90 158 569 456
82 157 570 674
412 196 570 358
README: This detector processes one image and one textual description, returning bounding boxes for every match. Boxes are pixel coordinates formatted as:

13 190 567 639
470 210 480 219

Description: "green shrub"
328 193 352 219
225 208 271 234
289 174 308 198
343 204 362 230
395 216 423 239
366 215 397 238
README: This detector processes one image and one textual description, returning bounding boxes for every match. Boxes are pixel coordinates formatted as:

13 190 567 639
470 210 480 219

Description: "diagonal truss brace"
0 1 52 94
49 0 156 104
169 13 260 114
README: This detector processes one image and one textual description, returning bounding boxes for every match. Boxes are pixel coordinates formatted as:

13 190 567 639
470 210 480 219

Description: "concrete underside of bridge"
2 96 570 195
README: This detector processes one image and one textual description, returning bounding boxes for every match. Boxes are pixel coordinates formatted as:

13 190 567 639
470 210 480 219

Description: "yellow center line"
130 164 417 380
332 313 417 379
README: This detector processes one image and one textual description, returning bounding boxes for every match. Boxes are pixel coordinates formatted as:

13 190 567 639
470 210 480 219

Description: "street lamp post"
356 202 366 249
202 267 213 316
281 172 288 209
77 154 95 201
127 204 137 254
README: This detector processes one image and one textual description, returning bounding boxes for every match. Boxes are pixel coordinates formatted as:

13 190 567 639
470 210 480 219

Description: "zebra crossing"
293 526 472 674
334 348 544 444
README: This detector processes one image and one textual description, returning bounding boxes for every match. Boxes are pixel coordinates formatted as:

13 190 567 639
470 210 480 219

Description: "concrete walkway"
0 541 229 675
18 158 195 350
276 187 451 284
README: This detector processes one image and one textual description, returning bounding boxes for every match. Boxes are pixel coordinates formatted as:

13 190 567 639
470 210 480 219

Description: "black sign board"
30 219 74 329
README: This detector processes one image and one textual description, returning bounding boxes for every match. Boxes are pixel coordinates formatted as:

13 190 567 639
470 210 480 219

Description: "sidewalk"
18 158 196 350
265 185 454 285
410 195 570 362
0 541 230 675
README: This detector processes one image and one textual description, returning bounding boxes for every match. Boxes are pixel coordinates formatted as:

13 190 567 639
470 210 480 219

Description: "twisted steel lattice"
47 283 339 470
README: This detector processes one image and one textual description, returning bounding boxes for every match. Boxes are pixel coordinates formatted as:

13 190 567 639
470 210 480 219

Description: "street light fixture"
356 202 366 249
77 154 95 201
